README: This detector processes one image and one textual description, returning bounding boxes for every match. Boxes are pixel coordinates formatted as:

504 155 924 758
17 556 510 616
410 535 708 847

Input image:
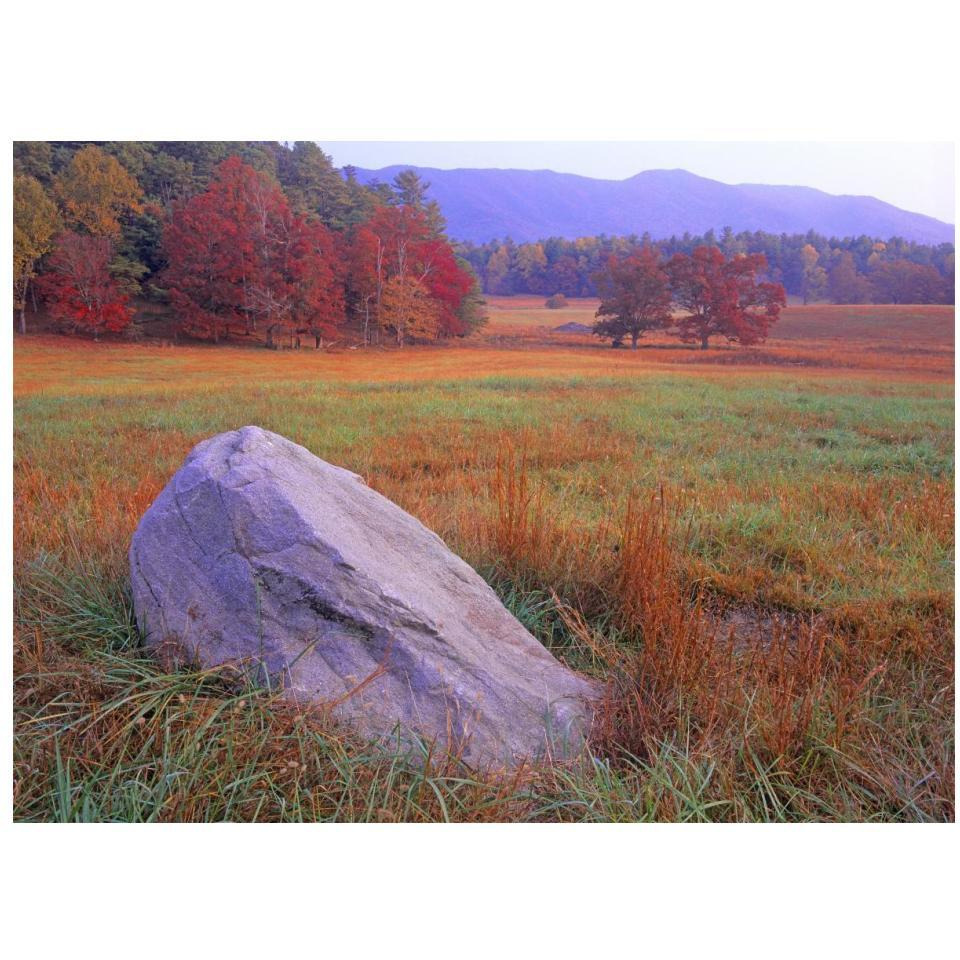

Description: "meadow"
12 301 955 821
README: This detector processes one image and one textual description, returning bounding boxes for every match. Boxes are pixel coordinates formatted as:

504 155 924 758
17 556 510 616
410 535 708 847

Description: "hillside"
352 166 955 245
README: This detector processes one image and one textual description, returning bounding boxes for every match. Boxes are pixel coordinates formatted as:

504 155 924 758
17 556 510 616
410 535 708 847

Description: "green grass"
15 372 953 612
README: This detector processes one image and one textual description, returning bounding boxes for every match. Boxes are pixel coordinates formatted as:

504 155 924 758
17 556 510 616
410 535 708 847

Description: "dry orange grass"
13 318 953 405
480 297 954 378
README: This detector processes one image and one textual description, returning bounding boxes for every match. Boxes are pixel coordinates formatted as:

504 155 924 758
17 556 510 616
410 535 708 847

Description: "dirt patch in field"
705 600 827 653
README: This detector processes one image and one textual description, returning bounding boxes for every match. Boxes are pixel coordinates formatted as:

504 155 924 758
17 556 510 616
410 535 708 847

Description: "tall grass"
15 467 951 821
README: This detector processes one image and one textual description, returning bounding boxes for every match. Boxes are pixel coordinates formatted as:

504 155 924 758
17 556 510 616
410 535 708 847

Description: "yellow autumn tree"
14 174 61 334
515 243 547 290
54 145 143 238
485 245 513 295
379 274 440 346
799 243 827 304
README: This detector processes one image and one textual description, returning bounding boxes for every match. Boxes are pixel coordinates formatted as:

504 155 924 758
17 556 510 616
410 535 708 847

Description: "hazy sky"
316 141 955 224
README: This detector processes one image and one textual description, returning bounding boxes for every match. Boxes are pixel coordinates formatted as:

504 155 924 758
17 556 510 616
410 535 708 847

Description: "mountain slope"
352 165 955 245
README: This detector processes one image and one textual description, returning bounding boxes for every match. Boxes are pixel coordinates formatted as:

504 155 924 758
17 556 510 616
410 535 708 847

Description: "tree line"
458 229 955 305
13 142 485 344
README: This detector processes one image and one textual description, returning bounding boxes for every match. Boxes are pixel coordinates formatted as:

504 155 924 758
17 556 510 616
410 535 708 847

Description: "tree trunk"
18 271 29 334
375 241 384 346
700 334 709 350
631 332 639 350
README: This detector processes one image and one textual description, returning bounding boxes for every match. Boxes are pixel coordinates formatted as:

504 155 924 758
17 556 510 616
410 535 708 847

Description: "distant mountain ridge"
352 165 954 245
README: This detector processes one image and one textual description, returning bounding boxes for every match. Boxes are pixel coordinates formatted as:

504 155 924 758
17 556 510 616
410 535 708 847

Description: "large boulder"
129 426 599 768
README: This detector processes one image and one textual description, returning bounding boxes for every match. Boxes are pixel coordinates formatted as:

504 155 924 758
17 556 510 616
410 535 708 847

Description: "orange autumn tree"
380 274 440 346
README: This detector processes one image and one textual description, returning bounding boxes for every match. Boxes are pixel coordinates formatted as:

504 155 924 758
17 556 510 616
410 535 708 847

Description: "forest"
13 141 484 344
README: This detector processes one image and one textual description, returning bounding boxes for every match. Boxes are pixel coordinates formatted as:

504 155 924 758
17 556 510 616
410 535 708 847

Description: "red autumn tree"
162 157 344 345
161 168 248 342
39 231 133 338
344 224 382 345
366 204 432 275
242 212 344 348
416 237 475 336
665 246 786 349
288 217 344 347
592 247 673 349
356 204 474 341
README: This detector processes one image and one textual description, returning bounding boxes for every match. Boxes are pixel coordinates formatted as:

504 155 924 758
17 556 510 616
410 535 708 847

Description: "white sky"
316 141 955 224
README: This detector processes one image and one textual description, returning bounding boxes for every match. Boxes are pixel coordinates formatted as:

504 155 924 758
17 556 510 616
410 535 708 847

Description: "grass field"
483 296 954 375
12 301 955 821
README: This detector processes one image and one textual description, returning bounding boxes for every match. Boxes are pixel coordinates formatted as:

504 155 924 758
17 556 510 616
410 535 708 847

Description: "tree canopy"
593 247 673 348
591 246 787 350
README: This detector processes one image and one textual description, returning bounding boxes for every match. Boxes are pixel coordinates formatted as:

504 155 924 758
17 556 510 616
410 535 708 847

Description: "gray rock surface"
129 426 600 768
552 322 593 334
